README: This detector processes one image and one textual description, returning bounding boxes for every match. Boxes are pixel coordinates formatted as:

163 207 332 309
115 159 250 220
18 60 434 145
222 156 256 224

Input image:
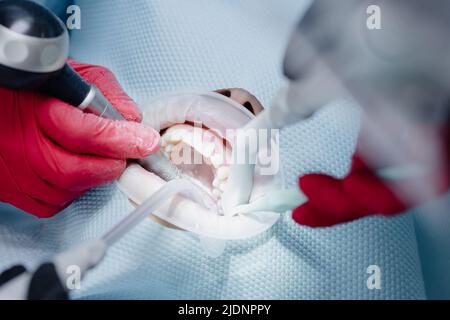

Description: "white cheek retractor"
117 92 290 241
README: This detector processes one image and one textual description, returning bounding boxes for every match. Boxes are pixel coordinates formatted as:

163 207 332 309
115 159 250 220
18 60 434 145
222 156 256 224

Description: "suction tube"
102 179 207 246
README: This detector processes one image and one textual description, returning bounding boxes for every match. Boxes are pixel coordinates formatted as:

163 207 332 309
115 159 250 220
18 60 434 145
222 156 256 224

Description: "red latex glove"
293 124 450 227
0 59 160 218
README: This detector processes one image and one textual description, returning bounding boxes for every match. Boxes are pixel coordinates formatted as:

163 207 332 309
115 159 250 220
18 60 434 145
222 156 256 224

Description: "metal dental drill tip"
140 151 184 182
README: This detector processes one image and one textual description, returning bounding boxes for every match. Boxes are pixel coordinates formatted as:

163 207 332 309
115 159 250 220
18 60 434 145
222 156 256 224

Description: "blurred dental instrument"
0 0 182 181
0 179 207 300
224 0 450 216
221 83 325 215
222 37 347 215
289 0 450 210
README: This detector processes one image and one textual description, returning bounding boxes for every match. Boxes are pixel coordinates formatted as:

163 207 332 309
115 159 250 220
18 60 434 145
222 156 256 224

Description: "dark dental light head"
0 0 69 88
0 0 123 119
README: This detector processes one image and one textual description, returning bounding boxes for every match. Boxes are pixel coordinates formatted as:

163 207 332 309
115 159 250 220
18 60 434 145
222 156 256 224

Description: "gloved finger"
292 203 337 227
37 97 160 159
0 157 65 218
0 111 83 207
10 195 62 218
13 162 81 208
215 88 264 115
67 59 142 122
293 168 408 227
28 134 127 192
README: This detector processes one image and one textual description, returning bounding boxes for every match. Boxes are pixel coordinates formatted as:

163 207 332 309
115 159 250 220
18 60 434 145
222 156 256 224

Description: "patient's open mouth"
159 123 232 213
117 92 280 240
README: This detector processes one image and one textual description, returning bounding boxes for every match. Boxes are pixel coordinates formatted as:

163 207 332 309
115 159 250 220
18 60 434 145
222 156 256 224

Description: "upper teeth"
216 166 229 180
160 124 231 208
165 132 182 144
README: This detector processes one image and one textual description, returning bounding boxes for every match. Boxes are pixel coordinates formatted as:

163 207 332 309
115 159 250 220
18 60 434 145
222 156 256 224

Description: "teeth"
212 177 220 188
212 188 221 198
218 181 227 192
203 143 215 157
216 166 229 181
211 155 223 168
160 125 233 211
165 132 182 144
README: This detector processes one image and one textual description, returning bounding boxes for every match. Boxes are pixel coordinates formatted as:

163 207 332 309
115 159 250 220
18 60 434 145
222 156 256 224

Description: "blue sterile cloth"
0 0 429 299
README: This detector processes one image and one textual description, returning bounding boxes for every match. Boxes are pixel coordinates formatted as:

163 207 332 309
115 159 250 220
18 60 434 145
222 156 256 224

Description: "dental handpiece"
78 89 186 182
0 0 182 180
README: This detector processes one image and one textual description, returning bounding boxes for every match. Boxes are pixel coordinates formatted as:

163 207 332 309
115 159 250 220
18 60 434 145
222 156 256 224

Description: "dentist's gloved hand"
292 154 409 227
293 124 450 227
0 60 160 218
